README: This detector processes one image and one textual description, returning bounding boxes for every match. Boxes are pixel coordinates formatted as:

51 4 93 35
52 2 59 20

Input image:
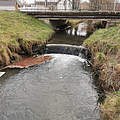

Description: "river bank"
0 11 54 68
83 23 120 119
0 11 120 119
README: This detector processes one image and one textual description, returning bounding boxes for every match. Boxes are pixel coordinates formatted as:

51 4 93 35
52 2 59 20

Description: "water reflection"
49 23 88 45
0 54 100 120
67 23 87 37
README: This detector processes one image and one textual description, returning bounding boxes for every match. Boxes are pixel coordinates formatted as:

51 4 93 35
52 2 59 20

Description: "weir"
46 44 90 59
0 19 102 120
0 1 119 119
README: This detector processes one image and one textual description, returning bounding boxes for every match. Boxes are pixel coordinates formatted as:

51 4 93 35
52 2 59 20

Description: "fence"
16 0 120 12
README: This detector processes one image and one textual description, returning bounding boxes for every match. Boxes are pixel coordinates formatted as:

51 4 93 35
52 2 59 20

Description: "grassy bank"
101 92 120 120
0 11 54 67
83 26 120 91
83 24 120 119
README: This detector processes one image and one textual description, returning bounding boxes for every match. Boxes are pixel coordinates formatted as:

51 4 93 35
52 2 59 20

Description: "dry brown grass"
83 27 120 91
83 24 120 119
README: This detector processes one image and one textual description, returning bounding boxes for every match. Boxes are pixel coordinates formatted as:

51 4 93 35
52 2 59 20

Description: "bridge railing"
17 0 89 11
16 0 120 12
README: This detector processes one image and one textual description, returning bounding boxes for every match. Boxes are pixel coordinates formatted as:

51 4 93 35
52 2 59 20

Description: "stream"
0 23 101 120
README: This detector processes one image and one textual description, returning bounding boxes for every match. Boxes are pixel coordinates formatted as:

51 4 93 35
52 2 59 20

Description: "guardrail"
16 0 120 12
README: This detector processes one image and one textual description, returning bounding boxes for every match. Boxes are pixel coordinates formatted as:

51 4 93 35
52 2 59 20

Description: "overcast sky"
81 0 89 2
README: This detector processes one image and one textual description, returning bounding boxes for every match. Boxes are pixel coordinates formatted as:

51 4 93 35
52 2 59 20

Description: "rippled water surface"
0 54 100 120
0 22 101 120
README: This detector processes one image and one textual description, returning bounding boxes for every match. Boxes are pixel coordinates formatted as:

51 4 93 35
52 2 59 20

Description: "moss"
101 92 120 120
0 11 54 67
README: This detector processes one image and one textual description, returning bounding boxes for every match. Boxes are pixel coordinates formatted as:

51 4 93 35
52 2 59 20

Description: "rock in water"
0 72 5 77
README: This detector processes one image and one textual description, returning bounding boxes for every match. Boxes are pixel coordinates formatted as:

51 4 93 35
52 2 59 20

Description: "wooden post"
15 2 18 11
114 0 117 11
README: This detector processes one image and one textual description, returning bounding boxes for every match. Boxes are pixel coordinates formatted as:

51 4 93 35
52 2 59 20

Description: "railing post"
45 0 47 7
72 0 75 10
114 0 117 11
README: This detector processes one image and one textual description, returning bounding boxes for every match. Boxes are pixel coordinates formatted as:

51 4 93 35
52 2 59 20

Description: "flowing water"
48 23 88 45
0 23 101 120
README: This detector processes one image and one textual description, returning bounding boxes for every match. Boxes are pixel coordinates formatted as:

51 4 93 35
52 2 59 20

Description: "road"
0 0 15 11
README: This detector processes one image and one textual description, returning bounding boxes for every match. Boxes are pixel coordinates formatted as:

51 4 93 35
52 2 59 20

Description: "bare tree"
90 0 117 11
72 0 81 10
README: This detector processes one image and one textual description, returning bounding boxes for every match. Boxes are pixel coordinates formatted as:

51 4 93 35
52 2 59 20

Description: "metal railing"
16 0 120 12
17 0 88 11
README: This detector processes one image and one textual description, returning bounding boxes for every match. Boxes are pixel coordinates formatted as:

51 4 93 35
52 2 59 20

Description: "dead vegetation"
83 24 120 119
83 26 120 91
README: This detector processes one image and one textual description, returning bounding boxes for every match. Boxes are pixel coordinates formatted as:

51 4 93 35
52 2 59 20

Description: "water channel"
0 23 100 120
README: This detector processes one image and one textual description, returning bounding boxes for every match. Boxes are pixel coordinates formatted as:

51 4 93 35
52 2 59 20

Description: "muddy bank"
0 11 54 68
4 55 52 69
83 22 120 119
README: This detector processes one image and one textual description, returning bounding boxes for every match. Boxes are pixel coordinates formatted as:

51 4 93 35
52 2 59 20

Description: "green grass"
83 26 120 67
0 11 53 45
0 11 54 67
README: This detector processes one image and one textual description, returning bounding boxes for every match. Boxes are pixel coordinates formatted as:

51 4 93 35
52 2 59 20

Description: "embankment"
0 11 54 68
83 24 120 119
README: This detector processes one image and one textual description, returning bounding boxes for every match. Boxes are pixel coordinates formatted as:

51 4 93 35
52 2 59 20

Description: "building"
0 0 15 6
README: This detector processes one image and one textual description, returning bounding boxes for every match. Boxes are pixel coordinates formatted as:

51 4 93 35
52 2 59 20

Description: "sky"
81 0 89 2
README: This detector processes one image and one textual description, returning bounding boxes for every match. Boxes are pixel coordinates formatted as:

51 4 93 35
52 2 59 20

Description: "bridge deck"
21 10 120 19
